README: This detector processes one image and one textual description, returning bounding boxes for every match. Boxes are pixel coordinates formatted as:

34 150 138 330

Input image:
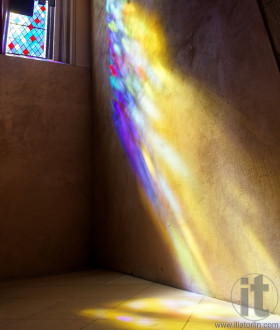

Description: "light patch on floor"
0 270 279 329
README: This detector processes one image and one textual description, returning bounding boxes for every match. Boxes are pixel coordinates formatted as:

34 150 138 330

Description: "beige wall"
91 0 280 310
0 55 93 279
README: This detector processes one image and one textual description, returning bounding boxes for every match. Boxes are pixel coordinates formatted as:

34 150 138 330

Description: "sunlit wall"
91 0 280 312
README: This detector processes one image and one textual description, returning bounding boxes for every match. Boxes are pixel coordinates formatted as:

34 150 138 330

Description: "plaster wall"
0 55 93 279
91 0 280 310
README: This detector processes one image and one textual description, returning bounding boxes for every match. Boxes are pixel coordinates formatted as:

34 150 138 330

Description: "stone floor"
0 269 279 329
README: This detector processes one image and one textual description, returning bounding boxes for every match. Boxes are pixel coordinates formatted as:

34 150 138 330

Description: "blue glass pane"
6 0 48 58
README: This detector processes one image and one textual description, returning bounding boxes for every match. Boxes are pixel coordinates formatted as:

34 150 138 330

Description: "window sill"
4 53 68 65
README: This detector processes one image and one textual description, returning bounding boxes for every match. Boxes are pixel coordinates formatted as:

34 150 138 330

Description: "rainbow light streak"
106 0 212 293
107 0 157 203
106 0 280 299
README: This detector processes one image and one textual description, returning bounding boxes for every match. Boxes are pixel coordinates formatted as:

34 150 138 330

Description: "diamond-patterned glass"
6 1 48 58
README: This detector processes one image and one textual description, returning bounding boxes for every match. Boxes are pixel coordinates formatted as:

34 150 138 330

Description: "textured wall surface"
0 55 93 279
91 0 280 310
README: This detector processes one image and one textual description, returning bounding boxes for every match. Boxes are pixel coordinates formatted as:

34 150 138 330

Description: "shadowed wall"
0 55 93 279
91 0 280 311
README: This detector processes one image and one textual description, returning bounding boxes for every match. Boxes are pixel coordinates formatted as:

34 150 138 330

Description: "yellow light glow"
78 295 280 329
106 0 280 315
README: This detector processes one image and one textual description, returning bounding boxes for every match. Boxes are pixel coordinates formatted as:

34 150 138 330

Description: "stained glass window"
6 0 49 58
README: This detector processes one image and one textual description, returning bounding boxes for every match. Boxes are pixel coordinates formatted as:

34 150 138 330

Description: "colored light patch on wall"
6 0 48 58
106 0 210 292
106 0 280 308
